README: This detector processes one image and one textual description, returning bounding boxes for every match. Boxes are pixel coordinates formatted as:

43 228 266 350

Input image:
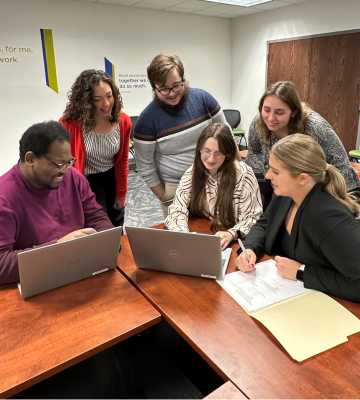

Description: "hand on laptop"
57 228 97 243
215 231 233 251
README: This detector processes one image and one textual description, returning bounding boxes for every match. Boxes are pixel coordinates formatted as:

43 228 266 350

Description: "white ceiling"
69 0 313 18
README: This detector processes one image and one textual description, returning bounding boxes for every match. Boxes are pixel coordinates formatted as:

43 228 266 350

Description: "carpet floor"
124 169 164 230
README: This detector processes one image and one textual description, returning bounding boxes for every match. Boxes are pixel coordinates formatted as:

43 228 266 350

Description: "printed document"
217 259 309 312
217 258 360 361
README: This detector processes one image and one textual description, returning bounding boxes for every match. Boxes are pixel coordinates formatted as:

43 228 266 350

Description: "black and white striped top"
84 125 120 175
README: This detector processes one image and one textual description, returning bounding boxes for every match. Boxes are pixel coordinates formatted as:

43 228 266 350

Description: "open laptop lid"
18 226 122 299
126 226 224 280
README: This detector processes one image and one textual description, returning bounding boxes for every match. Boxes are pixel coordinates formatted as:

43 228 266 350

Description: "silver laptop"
126 226 228 280
17 226 122 299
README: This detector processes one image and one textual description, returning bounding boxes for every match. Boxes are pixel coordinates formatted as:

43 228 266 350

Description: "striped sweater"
134 88 231 188
165 161 263 237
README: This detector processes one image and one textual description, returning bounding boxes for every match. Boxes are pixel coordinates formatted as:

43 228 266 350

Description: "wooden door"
267 32 360 153
267 39 312 101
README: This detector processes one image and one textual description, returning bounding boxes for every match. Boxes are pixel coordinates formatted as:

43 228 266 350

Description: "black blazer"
243 182 360 302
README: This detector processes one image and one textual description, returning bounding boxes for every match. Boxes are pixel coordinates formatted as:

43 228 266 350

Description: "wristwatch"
296 264 305 285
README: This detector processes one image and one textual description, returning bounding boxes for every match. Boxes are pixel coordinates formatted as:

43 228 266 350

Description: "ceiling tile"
216 13 234 17
279 0 311 3
177 0 217 10
139 0 188 6
97 0 140 5
131 2 166 8
164 6 195 12
227 6 263 15
212 4 246 13
251 0 292 9
202 3 246 12
69 0 302 16
191 9 220 15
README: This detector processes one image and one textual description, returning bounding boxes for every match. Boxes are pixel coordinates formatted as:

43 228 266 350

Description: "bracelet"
227 230 235 241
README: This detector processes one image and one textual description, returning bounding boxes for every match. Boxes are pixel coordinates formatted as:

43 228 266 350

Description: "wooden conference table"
0 269 161 398
118 219 360 399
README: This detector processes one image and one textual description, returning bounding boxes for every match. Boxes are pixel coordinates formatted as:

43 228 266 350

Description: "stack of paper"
217 259 360 362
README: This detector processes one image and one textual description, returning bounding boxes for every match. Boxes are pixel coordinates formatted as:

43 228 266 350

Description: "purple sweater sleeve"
0 173 113 285
0 199 58 284
84 208 114 231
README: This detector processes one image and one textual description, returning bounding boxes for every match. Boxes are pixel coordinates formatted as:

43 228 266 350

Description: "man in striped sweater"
134 54 233 217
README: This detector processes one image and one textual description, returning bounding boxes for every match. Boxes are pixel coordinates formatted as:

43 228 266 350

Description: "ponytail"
272 134 360 217
324 164 360 217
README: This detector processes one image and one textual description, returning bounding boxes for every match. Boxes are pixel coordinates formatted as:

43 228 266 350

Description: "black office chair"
129 116 138 172
223 109 247 150
129 116 138 157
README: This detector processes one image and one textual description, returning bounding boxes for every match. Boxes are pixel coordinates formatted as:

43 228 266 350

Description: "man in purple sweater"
0 120 113 285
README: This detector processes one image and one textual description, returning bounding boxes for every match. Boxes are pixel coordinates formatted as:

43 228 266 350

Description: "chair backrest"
130 116 138 140
223 109 241 130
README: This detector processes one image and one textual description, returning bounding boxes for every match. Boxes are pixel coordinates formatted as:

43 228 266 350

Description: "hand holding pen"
235 239 257 272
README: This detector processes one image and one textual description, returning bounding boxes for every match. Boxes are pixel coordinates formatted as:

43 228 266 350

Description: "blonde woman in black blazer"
236 134 360 302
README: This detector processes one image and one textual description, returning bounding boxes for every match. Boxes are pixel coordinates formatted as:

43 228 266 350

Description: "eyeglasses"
42 155 76 171
155 83 184 96
201 148 225 160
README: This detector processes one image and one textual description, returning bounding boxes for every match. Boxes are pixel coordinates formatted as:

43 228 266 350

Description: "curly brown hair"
62 69 123 133
257 81 312 146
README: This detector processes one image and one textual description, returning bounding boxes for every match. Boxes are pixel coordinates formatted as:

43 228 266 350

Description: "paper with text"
217 259 309 312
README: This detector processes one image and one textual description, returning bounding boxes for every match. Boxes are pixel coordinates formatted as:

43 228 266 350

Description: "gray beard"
153 85 190 115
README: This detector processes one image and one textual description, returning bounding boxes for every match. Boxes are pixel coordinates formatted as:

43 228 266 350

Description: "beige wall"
0 0 232 175
2 0 360 175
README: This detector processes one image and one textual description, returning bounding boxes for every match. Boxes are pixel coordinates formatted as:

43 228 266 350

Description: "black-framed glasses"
155 83 184 96
42 155 76 171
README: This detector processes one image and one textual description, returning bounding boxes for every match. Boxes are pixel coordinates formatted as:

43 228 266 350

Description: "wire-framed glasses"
201 148 226 160
42 155 76 171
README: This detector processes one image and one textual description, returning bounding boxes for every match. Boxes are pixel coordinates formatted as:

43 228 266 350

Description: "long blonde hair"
258 81 312 145
272 134 360 217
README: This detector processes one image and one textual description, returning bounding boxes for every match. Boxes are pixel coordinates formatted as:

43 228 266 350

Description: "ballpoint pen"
238 238 256 269
238 239 250 262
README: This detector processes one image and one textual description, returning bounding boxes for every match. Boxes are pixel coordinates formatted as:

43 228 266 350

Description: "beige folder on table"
251 290 360 362
218 259 360 362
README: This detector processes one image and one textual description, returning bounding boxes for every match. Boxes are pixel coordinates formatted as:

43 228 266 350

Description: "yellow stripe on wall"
112 64 115 83
43 29 58 93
